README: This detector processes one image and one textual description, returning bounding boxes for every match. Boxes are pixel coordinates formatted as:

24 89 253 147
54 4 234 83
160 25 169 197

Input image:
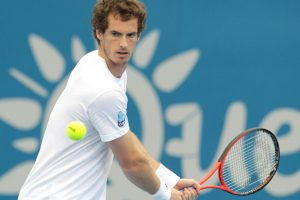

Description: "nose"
120 36 128 49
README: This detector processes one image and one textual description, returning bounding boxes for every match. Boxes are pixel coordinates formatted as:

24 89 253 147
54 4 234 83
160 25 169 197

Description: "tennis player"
18 0 201 199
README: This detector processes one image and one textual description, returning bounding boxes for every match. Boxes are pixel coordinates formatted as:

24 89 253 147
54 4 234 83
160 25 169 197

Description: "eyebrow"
110 30 137 35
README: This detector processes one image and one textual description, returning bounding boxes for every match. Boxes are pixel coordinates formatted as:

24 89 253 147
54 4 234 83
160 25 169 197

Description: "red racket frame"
197 128 280 196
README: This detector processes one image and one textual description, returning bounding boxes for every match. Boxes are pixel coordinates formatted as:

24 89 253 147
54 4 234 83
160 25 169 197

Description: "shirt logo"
118 111 126 127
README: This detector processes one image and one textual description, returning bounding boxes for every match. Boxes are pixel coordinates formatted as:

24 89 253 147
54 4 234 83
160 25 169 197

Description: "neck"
98 49 126 78
107 61 126 78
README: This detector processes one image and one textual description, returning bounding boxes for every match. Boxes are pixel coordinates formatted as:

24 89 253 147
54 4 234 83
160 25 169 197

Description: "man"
18 0 201 199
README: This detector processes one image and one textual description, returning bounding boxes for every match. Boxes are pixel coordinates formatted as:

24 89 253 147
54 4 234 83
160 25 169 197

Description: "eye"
127 33 137 38
111 31 121 37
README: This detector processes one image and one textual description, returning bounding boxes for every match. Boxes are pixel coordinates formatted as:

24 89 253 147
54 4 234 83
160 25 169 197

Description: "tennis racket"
198 127 280 195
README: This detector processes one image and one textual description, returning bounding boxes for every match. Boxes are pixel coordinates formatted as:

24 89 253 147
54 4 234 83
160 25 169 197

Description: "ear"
96 29 103 41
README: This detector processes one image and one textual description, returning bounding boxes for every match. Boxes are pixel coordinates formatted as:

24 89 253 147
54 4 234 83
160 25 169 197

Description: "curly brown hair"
91 0 147 44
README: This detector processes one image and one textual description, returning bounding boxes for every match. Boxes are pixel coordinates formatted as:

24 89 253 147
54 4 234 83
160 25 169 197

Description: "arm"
126 132 182 188
108 130 160 194
87 91 199 198
109 130 201 200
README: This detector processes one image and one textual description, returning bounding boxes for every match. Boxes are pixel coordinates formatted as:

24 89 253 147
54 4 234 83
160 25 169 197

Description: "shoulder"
77 50 103 66
89 90 127 108
69 50 106 81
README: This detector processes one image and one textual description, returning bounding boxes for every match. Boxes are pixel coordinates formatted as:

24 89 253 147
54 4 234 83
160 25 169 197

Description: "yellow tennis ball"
66 121 86 141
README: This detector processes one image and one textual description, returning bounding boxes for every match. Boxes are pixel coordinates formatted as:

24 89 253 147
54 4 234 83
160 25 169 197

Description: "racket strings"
224 133 274 171
224 158 275 190
225 134 268 160
223 136 275 174
225 133 275 192
222 130 277 194
223 154 276 181
223 136 274 180
226 134 274 183
229 169 274 192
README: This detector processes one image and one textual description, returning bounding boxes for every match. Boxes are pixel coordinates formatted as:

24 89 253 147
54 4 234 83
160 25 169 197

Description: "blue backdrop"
1 0 300 199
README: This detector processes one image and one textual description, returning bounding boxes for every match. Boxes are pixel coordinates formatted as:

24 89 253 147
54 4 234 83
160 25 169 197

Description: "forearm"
121 155 160 194
121 157 172 200
109 131 161 194
109 131 176 199
131 132 160 170
131 133 180 188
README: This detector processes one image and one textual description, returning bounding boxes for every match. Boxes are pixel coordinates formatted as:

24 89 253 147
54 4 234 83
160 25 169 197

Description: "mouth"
116 51 129 58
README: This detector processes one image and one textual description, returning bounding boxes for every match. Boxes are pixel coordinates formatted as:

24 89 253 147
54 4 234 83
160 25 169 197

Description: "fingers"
171 187 199 200
170 188 184 200
176 179 201 193
181 187 199 200
190 180 201 193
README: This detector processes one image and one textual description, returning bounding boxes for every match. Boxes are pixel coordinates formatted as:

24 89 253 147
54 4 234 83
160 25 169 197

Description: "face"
97 13 139 76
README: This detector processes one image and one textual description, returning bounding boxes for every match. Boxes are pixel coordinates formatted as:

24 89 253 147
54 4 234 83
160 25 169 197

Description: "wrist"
155 163 180 188
151 178 171 200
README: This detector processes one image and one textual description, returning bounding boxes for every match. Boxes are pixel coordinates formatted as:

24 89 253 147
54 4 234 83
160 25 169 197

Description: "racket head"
218 128 280 195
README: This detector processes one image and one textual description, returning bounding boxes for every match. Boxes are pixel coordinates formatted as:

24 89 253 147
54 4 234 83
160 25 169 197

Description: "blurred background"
1 0 300 199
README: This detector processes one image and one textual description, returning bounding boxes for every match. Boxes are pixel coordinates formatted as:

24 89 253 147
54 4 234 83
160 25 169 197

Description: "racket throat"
200 185 235 194
199 162 221 185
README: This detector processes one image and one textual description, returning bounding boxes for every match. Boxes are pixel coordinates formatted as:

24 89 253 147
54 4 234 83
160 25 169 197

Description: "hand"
170 188 183 200
170 187 199 200
180 187 199 200
174 179 201 199
174 179 201 192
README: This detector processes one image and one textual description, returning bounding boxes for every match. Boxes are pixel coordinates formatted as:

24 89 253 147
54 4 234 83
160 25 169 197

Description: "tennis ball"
66 121 87 141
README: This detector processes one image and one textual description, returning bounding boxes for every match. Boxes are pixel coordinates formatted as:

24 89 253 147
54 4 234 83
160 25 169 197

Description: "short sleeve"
87 90 130 142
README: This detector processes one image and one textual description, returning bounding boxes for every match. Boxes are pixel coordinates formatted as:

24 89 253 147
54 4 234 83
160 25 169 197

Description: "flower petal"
0 98 41 130
13 137 39 153
71 36 87 63
29 34 65 83
133 29 160 68
9 67 48 98
153 49 201 92
0 161 34 194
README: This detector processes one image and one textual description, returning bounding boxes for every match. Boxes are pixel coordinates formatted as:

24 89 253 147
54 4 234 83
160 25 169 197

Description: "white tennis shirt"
18 50 130 200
